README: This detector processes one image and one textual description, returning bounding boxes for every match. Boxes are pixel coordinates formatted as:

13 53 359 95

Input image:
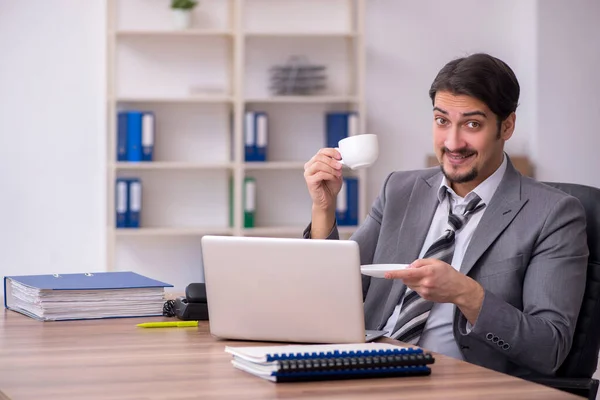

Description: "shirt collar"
437 152 508 205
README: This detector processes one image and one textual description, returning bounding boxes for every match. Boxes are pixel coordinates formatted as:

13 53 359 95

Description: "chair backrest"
542 182 600 378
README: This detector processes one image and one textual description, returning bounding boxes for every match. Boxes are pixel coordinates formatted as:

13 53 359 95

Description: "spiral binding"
265 347 423 362
276 352 434 373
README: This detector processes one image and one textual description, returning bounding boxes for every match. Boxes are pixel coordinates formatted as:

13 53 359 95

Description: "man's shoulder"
385 167 441 188
378 167 441 202
521 176 577 201
520 176 585 213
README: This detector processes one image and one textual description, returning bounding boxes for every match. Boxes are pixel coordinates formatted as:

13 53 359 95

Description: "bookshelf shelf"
115 29 233 37
243 161 305 170
115 96 233 104
115 162 234 171
244 32 357 39
244 96 358 104
114 227 233 237
107 0 367 288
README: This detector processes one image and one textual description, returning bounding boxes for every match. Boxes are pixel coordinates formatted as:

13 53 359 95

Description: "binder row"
117 111 154 162
115 175 359 229
117 110 358 163
265 347 425 362
243 111 359 162
114 176 259 229
115 178 142 228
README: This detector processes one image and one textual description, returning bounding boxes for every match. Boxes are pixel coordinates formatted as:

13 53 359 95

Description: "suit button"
492 336 499 343
502 343 511 350
486 333 494 340
498 340 505 346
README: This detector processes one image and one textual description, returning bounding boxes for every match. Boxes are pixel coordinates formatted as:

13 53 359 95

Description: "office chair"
526 182 600 399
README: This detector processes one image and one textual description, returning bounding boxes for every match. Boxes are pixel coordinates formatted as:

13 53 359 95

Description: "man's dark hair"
429 53 520 126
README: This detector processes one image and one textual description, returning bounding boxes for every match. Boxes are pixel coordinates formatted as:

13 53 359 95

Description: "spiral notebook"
225 343 435 382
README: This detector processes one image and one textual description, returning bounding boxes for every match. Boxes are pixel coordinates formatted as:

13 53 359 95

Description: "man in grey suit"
303 53 588 377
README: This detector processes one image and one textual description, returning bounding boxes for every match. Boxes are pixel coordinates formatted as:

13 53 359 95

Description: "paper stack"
4 271 172 321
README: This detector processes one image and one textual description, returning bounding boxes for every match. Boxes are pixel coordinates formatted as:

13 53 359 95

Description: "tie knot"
465 194 483 213
445 192 485 231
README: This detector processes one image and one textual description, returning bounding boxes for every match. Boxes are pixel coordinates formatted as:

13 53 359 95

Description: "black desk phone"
173 283 209 321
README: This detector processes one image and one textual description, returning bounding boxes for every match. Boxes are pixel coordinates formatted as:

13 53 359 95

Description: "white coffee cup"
336 134 379 170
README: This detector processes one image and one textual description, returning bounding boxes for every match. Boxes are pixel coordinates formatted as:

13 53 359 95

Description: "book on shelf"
4 271 173 321
225 343 435 382
117 110 154 162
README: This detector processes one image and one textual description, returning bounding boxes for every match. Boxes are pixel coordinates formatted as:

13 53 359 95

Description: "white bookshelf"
106 0 366 289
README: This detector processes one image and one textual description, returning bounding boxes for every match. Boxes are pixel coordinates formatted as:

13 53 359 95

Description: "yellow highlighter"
137 321 199 328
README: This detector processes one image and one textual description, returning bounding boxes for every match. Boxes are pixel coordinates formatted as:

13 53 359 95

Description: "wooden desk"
0 311 577 399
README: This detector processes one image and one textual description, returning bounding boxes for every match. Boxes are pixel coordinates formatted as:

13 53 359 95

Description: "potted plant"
171 0 198 30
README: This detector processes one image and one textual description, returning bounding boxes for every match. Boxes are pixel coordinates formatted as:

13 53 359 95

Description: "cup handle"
334 147 345 165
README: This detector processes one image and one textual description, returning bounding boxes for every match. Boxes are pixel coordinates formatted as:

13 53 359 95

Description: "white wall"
535 0 600 187
364 0 538 205
0 1 106 285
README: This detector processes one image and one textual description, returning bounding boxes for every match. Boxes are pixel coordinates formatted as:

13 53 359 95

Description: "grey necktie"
390 190 485 344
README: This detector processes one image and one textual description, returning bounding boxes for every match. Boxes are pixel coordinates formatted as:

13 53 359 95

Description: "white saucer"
360 264 409 278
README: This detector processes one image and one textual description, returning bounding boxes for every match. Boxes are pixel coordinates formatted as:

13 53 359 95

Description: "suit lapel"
378 173 442 328
460 161 528 276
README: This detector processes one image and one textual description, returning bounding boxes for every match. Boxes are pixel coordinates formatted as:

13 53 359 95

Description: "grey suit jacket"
309 158 588 377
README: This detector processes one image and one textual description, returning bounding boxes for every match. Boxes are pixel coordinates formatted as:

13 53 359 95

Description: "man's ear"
501 112 516 141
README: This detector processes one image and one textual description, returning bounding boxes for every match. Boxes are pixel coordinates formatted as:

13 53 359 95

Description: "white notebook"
225 343 406 363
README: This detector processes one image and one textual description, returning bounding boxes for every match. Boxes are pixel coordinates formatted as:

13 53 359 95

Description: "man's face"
432 91 513 191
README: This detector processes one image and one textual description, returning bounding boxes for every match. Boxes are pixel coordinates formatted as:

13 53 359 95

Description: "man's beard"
440 148 478 184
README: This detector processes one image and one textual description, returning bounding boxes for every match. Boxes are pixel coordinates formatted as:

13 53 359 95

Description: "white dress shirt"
382 154 508 359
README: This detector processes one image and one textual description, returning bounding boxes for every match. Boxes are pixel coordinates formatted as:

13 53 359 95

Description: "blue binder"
126 111 143 162
127 178 142 228
325 112 358 148
115 178 128 228
336 177 358 226
244 111 257 161
4 272 172 292
141 111 155 162
255 112 268 162
117 112 129 161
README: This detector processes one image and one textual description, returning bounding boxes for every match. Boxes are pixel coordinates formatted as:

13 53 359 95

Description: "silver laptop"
200 235 386 344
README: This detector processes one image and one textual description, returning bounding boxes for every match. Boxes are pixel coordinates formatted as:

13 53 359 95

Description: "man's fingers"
384 267 427 280
304 159 342 179
408 259 430 268
318 147 342 160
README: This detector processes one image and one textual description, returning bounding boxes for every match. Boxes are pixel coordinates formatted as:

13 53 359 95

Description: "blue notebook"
4 272 173 321
225 343 434 382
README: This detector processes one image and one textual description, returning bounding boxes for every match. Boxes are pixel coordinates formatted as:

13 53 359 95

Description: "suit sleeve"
303 173 394 299
458 195 588 375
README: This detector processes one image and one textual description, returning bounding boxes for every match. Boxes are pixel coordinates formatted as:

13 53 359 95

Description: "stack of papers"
4 271 172 321
225 343 435 382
